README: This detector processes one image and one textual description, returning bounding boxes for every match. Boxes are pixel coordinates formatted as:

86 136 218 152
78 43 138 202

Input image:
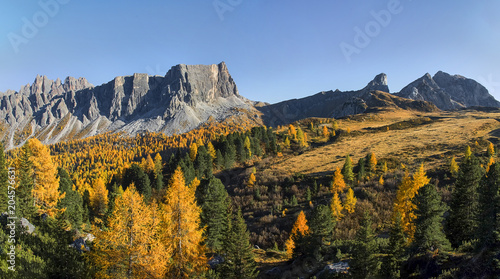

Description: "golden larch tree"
344 187 357 214
368 152 377 173
393 164 430 242
90 184 168 279
154 153 162 175
189 142 198 162
28 138 65 217
143 154 155 173
90 177 109 221
322 125 329 138
247 173 256 187
488 142 495 157
162 167 207 278
449 157 459 178
331 167 346 193
288 124 297 140
290 210 309 237
465 145 472 159
207 142 217 159
330 192 344 221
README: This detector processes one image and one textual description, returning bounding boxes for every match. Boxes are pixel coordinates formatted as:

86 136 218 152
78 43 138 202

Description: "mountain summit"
0 62 257 149
395 71 500 110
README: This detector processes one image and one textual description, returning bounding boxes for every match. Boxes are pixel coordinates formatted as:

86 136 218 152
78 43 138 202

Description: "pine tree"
350 211 380 278
331 167 346 193
90 185 168 278
330 192 344 221
162 166 207 277
357 158 366 182
342 155 355 184
220 208 258 279
309 204 335 255
215 149 224 170
476 162 500 274
57 168 83 230
412 184 451 253
122 164 152 201
28 138 65 217
0 143 8 213
446 152 482 248
344 187 357 214
382 212 407 278
199 177 230 253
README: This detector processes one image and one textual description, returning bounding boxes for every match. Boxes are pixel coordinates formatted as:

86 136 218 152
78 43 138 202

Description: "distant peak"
364 73 389 93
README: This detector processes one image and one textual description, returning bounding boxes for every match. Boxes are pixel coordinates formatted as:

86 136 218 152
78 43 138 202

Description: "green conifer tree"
342 154 355 184
412 184 451 253
350 211 379 278
220 208 258 279
199 177 230 253
446 153 482 248
382 212 407 278
17 143 37 220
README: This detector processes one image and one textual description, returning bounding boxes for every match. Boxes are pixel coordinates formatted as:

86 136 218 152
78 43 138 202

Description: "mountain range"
1 62 498 149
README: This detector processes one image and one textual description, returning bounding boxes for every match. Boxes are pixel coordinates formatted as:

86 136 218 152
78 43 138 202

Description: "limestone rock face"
0 62 255 149
395 71 500 110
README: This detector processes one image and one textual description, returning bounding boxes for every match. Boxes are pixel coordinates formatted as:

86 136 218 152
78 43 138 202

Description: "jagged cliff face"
395 71 500 110
0 62 256 149
257 73 437 126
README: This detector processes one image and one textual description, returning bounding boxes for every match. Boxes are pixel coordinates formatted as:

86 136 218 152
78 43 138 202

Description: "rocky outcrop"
395 71 500 110
0 62 256 149
258 73 437 126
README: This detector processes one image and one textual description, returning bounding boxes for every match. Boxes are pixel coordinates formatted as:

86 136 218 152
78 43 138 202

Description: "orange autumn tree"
162 167 207 278
393 163 430 241
331 167 346 193
189 142 198 162
90 177 109 222
90 185 168 279
344 187 357 214
285 211 310 258
330 192 344 221
28 138 65 217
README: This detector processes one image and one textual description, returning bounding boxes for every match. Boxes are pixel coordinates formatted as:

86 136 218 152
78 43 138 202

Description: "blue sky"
1 0 500 104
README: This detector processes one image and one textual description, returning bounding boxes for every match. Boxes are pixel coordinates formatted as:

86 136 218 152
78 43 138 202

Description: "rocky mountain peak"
364 73 389 93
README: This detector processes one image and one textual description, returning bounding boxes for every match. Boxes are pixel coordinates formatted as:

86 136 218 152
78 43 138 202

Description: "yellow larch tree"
331 167 346 193
343 187 357 214
142 154 155 173
247 173 256 187
154 153 162 175
90 177 109 221
322 125 329 138
286 211 309 258
449 157 459 178
393 164 430 242
189 142 198 162
488 142 495 157
330 192 344 221
90 184 168 279
207 142 217 160
368 152 377 173
465 145 472 159
289 124 297 140
162 167 207 278
28 138 65 217
486 156 495 173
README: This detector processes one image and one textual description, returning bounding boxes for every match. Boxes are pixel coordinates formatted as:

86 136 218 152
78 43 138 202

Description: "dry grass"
272 109 500 175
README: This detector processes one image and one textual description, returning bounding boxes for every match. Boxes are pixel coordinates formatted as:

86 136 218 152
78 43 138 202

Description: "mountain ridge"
1 63 498 150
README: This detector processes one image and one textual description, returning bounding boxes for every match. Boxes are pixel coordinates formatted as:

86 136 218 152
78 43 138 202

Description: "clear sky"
1 0 499 104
